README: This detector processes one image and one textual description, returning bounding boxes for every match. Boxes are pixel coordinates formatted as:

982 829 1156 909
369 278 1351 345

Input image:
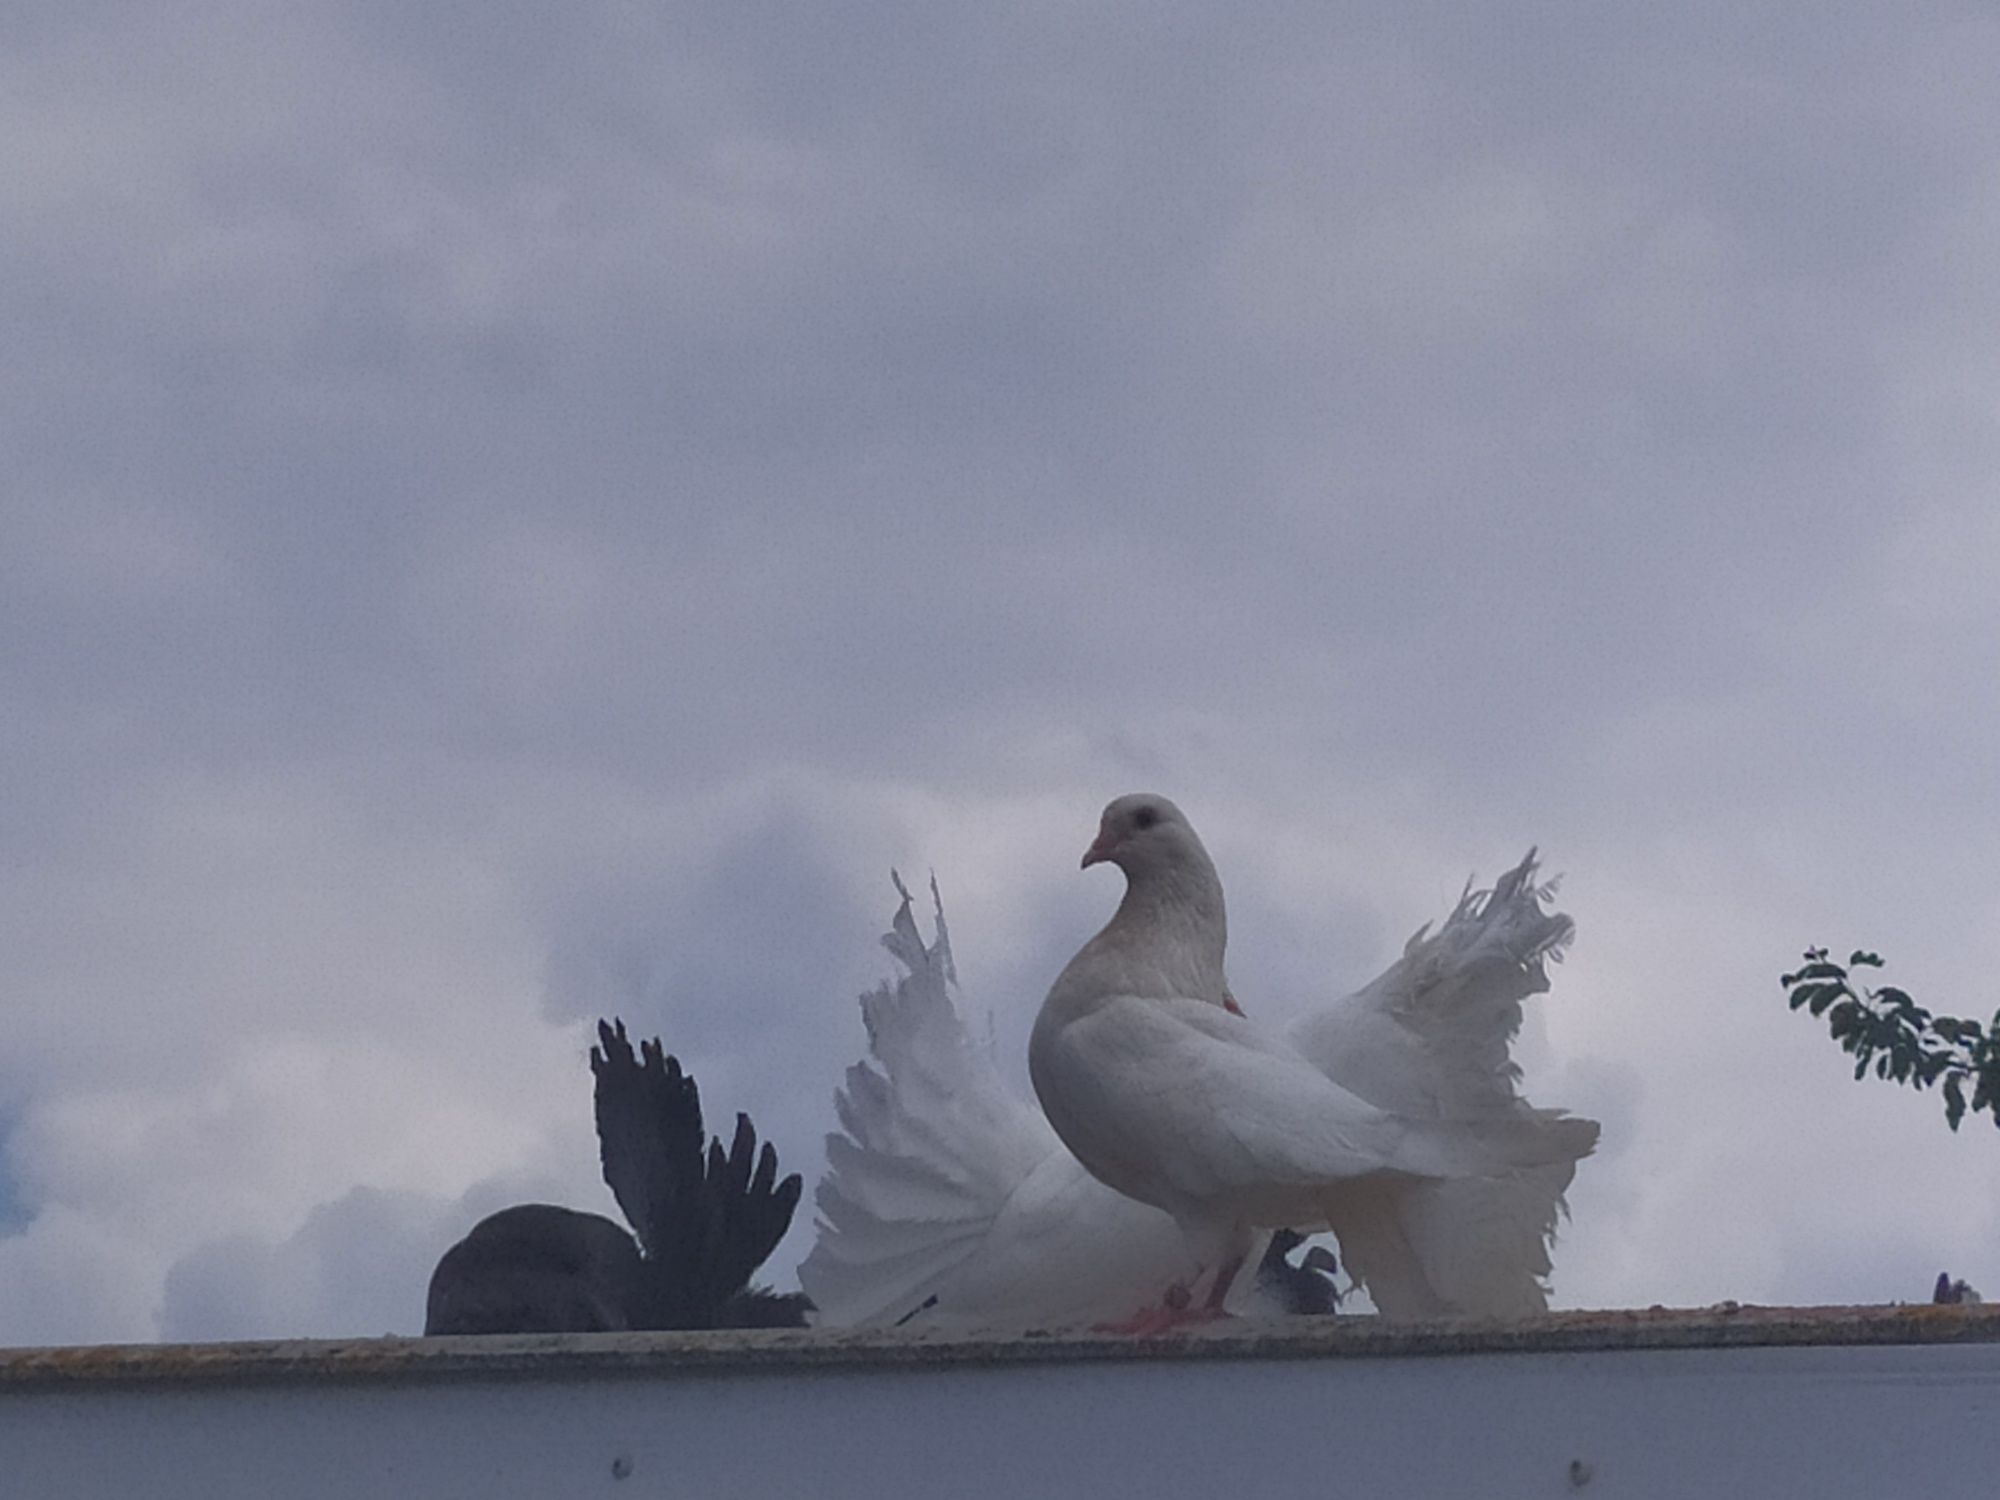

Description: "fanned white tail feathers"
1301 850 1597 1316
1288 851 1572 1119
801 874 1066 1326
804 852 1597 1325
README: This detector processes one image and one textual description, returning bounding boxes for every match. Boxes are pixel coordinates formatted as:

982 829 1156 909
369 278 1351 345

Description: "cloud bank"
5 1 1998 1343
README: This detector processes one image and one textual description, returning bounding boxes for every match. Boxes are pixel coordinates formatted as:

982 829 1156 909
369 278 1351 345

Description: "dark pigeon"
1253 1229 1343 1316
424 1020 809 1334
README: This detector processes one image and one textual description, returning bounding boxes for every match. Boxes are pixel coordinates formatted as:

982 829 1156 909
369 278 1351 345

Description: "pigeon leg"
1202 1251 1247 1313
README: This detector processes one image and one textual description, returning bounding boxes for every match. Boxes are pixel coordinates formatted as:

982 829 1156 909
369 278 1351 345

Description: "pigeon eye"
1132 806 1159 831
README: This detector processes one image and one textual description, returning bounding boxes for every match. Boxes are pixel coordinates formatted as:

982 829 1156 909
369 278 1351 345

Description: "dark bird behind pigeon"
1253 1230 1343 1316
424 1020 809 1334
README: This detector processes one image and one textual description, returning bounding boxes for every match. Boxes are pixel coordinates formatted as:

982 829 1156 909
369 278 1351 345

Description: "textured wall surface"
5 1307 1998 1499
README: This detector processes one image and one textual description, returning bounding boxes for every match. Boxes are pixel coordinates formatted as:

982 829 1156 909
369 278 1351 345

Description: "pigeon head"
1081 793 1203 876
1067 793 1228 1002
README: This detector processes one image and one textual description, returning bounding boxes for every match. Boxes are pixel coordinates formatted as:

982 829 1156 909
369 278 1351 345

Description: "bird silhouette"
425 1019 808 1334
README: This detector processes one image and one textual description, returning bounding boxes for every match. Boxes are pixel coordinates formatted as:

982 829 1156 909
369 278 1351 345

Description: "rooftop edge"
3 1302 1999 1390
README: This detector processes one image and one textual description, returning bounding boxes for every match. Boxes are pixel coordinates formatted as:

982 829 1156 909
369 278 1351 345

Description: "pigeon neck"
1105 852 1229 992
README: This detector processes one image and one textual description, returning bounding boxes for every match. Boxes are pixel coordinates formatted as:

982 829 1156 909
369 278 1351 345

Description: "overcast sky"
5 1 1998 1345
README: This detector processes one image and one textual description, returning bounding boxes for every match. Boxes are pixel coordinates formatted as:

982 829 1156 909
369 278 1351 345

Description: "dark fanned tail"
591 1018 809 1329
423 1024 809 1335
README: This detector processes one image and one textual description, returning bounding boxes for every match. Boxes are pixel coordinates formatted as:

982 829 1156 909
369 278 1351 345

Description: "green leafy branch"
1783 949 2000 1131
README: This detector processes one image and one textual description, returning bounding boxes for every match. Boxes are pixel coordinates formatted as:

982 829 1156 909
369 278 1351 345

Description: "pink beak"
1081 833 1114 869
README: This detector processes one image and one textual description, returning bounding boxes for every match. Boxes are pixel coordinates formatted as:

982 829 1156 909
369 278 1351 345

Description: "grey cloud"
157 1172 595 1342
158 1186 452 1342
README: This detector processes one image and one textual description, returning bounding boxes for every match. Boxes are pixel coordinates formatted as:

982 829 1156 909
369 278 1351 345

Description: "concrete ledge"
5 1301 1999 1389
9 1305 2000 1498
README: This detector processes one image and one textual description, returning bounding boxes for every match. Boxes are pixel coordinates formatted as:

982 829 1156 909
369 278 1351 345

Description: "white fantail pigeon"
802 806 1598 1328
